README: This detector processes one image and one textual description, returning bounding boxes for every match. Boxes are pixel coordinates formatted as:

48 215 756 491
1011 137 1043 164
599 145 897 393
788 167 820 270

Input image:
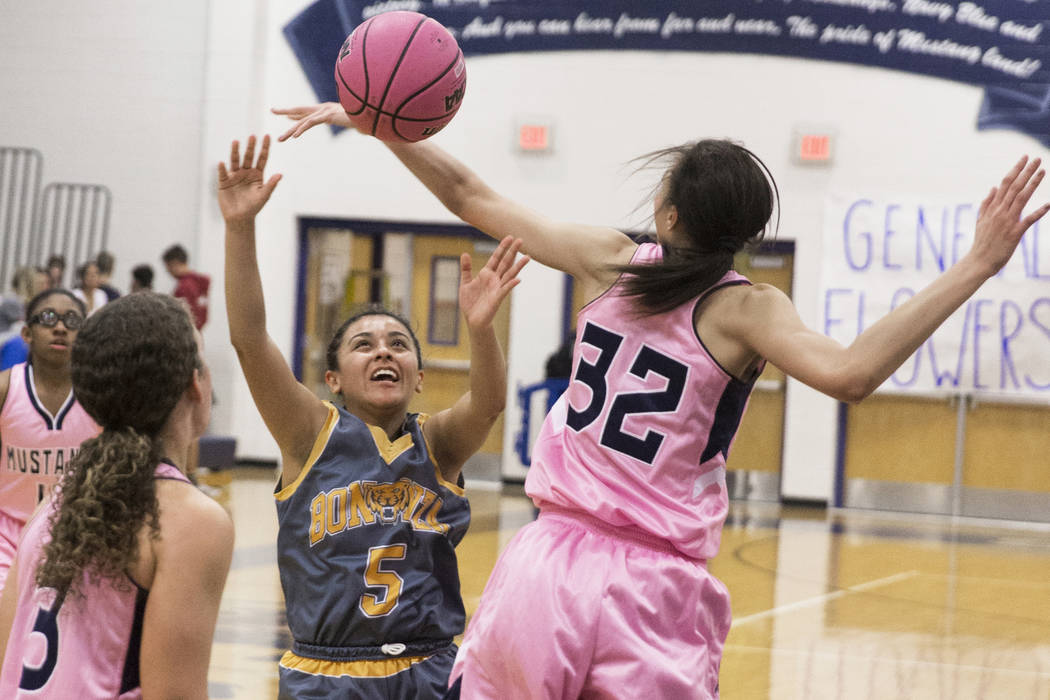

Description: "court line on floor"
722 643 1050 679
731 570 920 626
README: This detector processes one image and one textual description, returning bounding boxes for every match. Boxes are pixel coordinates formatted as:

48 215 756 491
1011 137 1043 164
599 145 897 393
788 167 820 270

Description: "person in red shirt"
161 245 210 330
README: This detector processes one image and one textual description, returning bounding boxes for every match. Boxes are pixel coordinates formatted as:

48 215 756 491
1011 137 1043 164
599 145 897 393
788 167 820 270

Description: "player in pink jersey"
0 289 100 592
0 292 233 699
276 104 1049 699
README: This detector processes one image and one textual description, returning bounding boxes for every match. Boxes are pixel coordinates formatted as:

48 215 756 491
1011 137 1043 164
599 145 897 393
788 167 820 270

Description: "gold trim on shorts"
279 650 430 678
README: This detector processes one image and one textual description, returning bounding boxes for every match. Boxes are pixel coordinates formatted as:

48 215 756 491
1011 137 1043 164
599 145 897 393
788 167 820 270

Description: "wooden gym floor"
202 467 1050 699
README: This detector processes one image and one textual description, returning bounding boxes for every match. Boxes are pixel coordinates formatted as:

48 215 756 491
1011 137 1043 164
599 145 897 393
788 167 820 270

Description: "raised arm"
731 156 1049 402
422 236 529 484
219 135 330 479
273 104 634 292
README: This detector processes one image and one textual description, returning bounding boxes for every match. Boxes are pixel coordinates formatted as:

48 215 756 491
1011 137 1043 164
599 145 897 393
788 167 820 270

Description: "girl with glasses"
0 290 99 593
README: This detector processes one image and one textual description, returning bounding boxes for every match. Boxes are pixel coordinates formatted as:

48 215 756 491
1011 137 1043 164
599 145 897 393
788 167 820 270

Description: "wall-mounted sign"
284 1 1049 146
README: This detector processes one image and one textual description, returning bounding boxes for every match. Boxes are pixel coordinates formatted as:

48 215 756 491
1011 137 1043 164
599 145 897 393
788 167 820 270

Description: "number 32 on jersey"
566 321 688 465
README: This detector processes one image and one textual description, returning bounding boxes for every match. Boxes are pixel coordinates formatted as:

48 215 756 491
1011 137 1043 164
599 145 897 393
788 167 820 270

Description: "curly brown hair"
36 293 200 600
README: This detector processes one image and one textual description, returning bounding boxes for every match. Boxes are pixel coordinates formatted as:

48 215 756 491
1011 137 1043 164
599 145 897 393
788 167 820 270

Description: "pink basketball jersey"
0 462 190 699
0 362 100 523
526 243 760 561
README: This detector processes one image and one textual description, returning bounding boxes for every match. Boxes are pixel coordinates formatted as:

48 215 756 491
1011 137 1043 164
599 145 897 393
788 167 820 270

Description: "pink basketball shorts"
450 508 731 699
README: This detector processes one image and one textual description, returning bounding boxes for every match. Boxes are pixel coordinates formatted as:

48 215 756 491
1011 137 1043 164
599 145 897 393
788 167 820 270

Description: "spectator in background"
162 245 210 330
45 255 66 290
0 271 29 335
95 251 121 302
0 267 49 371
30 267 49 297
544 330 576 382
72 261 107 316
131 264 154 293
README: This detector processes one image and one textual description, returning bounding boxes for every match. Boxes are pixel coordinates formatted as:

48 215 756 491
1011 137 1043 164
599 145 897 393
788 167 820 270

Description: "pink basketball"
335 11 467 142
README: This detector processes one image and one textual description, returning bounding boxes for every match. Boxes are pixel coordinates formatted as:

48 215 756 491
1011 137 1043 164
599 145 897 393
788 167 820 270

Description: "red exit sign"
792 128 834 165
517 122 553 153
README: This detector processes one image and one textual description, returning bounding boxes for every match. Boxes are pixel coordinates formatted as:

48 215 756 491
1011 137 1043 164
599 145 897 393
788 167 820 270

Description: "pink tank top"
0 362 100 523
526 243 760 560
0 461 189 699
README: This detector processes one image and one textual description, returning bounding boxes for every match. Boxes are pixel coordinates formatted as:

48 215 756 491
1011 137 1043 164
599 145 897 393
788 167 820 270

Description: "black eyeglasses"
28 309 85 330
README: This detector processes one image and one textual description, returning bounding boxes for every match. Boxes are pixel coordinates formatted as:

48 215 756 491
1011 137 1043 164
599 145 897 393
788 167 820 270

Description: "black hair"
612 139 779 315
37 293 201 601
325 307 423 372
132 264 154 289
95 251 115 275
162 244 188 264
26 288 86 319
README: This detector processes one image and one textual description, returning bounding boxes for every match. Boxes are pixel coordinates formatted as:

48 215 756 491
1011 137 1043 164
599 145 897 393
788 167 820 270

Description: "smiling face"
22 292 85 367
324 314 423 423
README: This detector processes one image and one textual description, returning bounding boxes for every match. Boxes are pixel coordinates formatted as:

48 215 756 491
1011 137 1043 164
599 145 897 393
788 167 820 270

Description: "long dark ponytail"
613 140 779 314
36 293 200 601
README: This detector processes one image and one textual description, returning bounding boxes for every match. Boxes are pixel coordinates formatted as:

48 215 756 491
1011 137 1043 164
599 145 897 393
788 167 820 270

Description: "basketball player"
275 103 1048 699
0 293 233 698
217 134 528 699
0 289 99 592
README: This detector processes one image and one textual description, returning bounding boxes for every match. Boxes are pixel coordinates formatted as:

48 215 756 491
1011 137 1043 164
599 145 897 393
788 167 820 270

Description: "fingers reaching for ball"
217 135 282 224
272 104 353 142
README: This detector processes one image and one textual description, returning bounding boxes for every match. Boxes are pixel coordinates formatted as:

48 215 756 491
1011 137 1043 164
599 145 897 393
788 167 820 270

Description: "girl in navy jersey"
275 104 1048 699
0 292 233 699
217 135 528 699
0 290 99 593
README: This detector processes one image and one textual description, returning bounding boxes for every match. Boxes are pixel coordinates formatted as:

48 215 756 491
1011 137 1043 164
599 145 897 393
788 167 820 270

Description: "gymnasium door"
295 218 510 480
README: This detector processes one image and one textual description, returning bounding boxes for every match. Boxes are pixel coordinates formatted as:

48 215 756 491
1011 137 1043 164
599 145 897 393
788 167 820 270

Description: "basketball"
334 11 467 143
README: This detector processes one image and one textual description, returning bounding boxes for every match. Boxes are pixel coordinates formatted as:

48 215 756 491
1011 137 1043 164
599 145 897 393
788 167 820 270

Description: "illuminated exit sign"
515 117 554 153
792 127 835 165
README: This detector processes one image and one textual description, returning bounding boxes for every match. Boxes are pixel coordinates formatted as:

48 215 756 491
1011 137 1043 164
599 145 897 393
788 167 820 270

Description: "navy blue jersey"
275 403 470 652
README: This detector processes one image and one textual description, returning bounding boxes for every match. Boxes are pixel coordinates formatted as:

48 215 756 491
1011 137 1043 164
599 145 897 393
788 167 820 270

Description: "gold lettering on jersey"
308 478 450 547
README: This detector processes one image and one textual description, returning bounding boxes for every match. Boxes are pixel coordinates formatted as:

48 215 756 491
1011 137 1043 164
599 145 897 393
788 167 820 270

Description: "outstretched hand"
272 104 353 142
217 135 282 224
459 237 530 331
972 155 1049 276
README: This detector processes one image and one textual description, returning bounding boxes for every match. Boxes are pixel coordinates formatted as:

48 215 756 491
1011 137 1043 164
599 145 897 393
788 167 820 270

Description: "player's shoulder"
734 282 790 311
706 282 791 335
157 476 233 537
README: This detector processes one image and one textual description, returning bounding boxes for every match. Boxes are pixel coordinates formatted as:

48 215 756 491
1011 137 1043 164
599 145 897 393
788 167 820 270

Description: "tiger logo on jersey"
308 478 450 545
363 481 411 524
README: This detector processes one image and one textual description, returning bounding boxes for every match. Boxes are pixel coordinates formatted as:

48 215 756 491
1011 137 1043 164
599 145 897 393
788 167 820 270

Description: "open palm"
459 237 530 330
217 134 282 223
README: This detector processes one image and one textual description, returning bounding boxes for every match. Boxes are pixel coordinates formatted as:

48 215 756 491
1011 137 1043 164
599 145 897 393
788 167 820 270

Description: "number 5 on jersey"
359 544 406 617
19 598 60 691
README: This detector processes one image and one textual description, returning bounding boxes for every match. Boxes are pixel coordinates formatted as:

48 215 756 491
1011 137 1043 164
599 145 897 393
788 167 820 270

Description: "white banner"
820 192 1050 396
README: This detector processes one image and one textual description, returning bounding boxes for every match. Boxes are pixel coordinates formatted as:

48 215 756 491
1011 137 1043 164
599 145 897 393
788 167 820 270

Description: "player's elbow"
828 371 879 404
817 362 880 404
